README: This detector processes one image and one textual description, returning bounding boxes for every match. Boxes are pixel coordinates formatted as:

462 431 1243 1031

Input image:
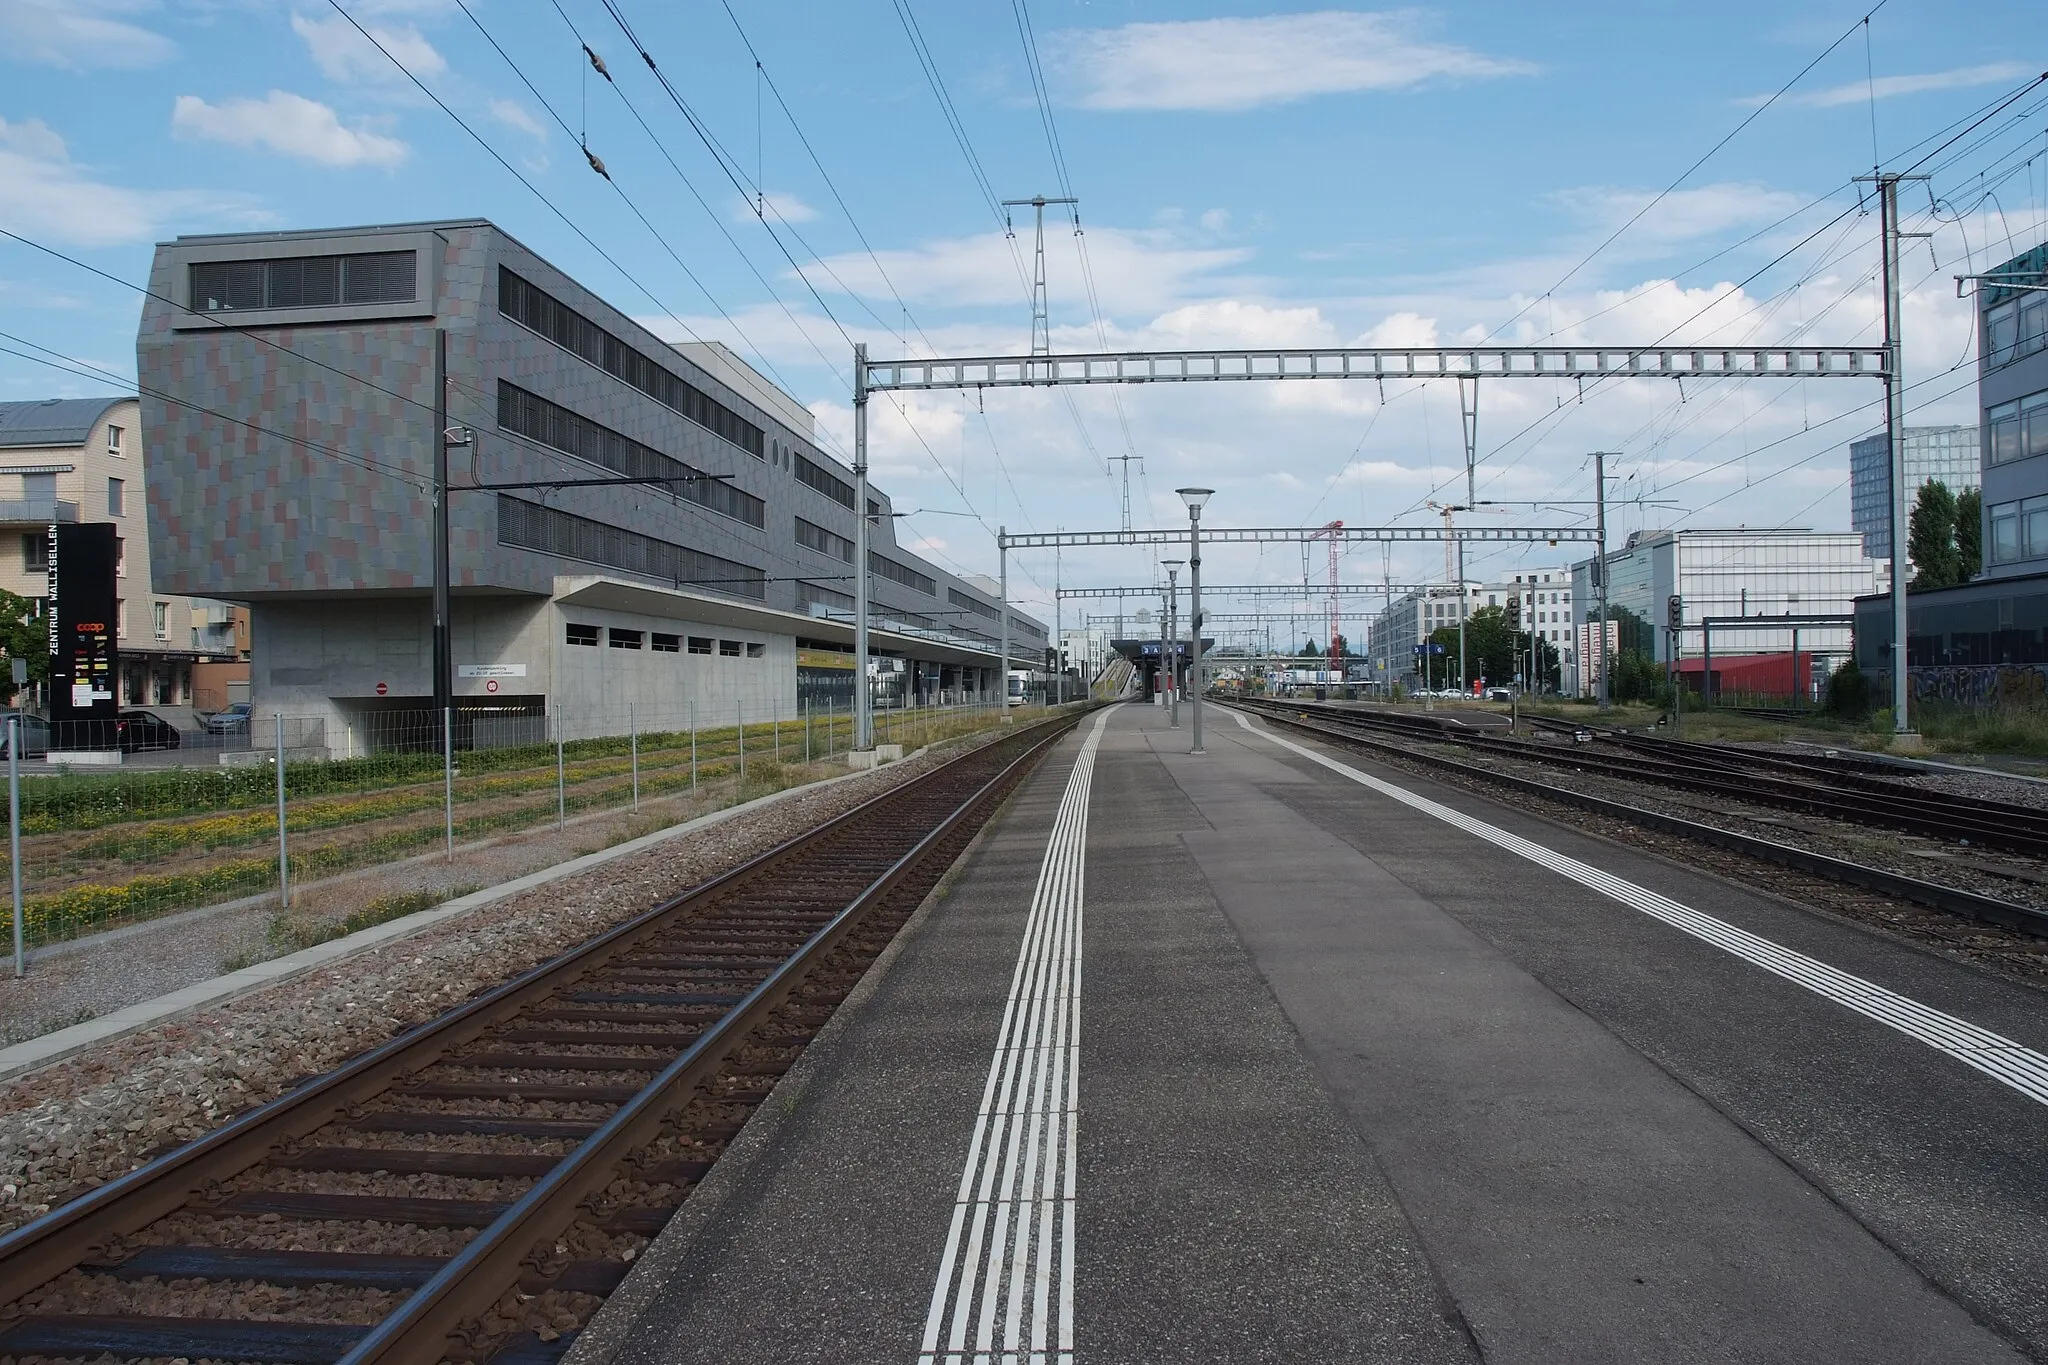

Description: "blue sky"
2 1 2045 638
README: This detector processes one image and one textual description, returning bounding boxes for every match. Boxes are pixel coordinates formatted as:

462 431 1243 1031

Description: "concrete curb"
0 745 950 1085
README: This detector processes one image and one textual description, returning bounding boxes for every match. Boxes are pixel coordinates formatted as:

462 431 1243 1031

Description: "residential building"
1366 581 1478 686
1848 425 1980 562
138 220 1044 753
1573 528 1879 695
0 396 243 714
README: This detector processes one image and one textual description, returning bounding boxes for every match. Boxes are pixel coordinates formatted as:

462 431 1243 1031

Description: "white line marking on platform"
919 708 1111 1365
1234 710 2048 1108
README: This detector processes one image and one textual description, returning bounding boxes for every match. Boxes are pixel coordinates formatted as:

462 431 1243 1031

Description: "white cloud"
1757 61 2037 109
0 115 265 247
172 90 409 167
488 98 548 171
290 11 445 83
1548 181 1809 247
0 0 173 69
1049 10 1534 112
732 191 818 225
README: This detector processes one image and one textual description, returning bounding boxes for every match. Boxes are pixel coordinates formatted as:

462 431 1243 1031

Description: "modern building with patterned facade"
0 396 242 718
1847 425 1979 563
137 220 1044 752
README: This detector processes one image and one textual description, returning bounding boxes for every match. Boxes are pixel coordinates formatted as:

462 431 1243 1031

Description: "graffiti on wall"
1893 664 2048 706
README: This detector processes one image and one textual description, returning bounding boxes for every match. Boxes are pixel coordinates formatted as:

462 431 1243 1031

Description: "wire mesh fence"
3 694 1031 972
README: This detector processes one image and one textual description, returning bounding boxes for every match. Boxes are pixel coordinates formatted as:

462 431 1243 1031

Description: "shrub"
1825 659 1872 718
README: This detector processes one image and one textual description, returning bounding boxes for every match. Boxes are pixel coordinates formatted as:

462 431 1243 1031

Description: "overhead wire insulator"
584 147 611 180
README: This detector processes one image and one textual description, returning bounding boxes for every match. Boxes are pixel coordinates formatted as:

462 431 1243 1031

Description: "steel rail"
1228 700 2048 937
1270 700 2048 859
335 713 1078 1363
0 712 1081 1340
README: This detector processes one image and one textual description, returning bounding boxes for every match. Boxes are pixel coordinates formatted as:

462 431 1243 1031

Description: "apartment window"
22 534 46 572
152 601 168 641
115 538 125 578
190 251 416 313
651 632 680 652
609 627 643 649
107 477 124 517
106 425 123 456
1989 494 2048 564
1987 389 2048 466
688 636 713 654
718 639 743 657
566 622 601 646
746 642 765 659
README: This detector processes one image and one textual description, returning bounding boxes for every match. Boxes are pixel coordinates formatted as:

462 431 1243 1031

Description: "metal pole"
9 717 22 977
689 699 697 792
432 328 454 860
1595 449 1612 711
274 713 289 909
556 710 565 829
773 694 781 764
1158 586 1169 709
1456 537 1468 694
852 342 873 754
998 528 1011 722
737 699 745 781
1460 376 1478 704
1880 173 1912 734
630 703 639 812
805 699 812 764
1188 505 1205 755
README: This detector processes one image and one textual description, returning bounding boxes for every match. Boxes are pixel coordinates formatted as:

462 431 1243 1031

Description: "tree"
1825 658 1871 717
0 588 47 705
1955 487 1982 581
1908 479 1960 589
1297 639 1322 658
1427 605 1518 686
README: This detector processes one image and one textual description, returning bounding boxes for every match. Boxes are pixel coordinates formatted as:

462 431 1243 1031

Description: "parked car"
116 710 182 752
203 702 252 734
0 712 49 759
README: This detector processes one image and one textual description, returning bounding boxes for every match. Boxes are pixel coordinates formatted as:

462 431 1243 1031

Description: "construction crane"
1306 520 1343 676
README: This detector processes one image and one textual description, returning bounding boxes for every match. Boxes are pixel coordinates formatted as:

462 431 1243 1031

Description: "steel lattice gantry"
861 344 1892 392
1057 583 1428 599
843 339 1893 752
1000 525 1600 550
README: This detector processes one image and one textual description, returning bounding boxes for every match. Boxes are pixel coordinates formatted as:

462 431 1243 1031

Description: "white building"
1368 581 1478 685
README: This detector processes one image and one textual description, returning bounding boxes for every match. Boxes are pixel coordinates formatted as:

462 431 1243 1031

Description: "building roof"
0 397 130 449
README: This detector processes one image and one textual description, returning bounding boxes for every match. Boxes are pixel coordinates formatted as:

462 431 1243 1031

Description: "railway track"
1261 699 2048 859
0 712 1083 1365
1228 698 2048 938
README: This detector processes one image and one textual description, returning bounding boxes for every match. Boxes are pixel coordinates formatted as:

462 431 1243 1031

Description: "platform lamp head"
1176 487 1214 518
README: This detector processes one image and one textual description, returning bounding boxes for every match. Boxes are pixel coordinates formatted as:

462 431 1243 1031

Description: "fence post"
442 702 454 862
630 703 640 812
737 699 745 782
805 700 812 764
556 708 566 830
10 715 22 977
773 695 780 764
275 713 290 910
690 698 698 794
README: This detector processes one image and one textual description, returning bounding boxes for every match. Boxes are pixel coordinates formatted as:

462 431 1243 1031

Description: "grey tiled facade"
138 220 1042 745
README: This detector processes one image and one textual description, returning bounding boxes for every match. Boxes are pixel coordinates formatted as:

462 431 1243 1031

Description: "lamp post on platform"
1177 488 1213 755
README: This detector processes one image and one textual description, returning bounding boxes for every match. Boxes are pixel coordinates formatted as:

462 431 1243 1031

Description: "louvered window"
190 251 415 312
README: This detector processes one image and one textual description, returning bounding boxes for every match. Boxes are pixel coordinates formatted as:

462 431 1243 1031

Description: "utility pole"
432 328 451 761
998 526 1010 718
1110 451 1143 532
1594 450 1613 711
1459 376 1478 696
1875 172 1921 735
1053 533 1063 705
853 343 873 753
1003 195 1079 362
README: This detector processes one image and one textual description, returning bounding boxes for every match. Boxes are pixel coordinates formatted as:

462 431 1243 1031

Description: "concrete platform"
575 702 2048 1365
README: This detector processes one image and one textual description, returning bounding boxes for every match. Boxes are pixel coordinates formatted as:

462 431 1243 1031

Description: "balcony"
0 499 79 524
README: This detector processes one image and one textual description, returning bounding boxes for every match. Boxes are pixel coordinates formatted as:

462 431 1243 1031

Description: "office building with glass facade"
1847 425 1979 562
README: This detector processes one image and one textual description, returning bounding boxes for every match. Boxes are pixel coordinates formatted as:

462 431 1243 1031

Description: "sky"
1 0 2046 645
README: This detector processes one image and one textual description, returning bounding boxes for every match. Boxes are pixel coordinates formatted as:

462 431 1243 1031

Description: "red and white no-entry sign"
375 681 388 696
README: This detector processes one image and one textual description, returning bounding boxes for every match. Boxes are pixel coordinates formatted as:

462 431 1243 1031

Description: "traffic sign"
375 681 388 696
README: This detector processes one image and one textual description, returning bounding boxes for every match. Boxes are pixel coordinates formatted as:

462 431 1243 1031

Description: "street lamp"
1161 560 1183 728
1177 488 1213 755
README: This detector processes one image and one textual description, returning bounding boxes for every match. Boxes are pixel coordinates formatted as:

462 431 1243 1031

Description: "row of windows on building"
1988 387 2048 467
565 622 766 657
1985 288 2048 371
1989 494 2048 566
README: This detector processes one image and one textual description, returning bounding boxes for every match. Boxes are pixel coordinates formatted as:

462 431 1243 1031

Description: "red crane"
1308 520 1343 677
